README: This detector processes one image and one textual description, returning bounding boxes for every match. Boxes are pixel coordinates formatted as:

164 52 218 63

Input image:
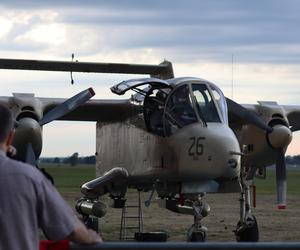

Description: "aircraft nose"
202 124 241 179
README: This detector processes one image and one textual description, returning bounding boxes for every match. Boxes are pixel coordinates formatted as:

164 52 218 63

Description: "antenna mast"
231 54 234 99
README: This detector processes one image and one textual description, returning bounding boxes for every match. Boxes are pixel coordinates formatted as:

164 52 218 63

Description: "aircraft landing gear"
187 194 210 242
235 215 258 242
234 177 259 242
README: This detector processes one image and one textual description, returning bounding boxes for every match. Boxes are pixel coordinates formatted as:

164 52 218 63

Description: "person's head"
0 104 14 150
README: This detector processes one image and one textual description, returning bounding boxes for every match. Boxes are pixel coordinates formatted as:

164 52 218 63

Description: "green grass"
41 164 300 195
255 168 300 195
41 163 96 192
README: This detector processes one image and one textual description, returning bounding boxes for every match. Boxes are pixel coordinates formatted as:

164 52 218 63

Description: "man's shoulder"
4 156 45 182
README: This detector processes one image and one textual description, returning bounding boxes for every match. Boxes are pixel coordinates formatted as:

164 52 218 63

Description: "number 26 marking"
188 137 205 156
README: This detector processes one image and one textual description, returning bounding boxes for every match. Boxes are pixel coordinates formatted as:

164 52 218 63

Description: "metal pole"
70 242 300 250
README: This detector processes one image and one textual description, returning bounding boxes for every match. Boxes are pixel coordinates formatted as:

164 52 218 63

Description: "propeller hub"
12 117 42 162
267 124 292 149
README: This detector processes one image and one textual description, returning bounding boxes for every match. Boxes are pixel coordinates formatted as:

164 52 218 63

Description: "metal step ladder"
119 191 144 241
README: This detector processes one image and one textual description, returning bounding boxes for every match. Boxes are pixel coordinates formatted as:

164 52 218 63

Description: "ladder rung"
120 192 144 241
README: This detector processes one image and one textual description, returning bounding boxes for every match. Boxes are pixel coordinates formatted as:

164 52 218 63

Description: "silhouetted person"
0 104 102 250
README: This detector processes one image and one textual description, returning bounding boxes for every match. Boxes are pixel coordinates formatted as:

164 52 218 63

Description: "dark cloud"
1 0 300 64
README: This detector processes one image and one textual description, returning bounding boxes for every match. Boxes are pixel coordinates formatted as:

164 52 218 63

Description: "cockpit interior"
111 77 228 137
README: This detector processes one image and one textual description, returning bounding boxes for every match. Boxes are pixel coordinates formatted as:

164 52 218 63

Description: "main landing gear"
234 173 259 242
187 194 210 242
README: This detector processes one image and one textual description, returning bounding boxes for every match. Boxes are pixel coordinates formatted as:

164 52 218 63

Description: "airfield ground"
44 165 300 242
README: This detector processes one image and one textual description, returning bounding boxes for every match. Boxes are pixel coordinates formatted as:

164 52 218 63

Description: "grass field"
42 163 300 195
41 164 96 192
255 168 300 195
41 164 300 241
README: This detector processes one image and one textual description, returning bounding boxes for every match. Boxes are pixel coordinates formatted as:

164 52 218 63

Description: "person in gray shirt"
0 104 102 250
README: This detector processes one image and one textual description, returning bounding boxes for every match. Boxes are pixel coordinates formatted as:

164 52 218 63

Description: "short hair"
0 104 14 143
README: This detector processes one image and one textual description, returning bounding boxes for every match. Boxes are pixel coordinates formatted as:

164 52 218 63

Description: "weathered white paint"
95 120 173 178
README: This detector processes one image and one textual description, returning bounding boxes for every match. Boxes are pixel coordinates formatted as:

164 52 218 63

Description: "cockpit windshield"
163 81 226 136
164 85 197 135
191 84 221 123
209 82 228 124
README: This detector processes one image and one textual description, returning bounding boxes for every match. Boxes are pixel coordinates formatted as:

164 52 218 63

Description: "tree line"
40 153 300 167
285 155 300 165
40 152 95 166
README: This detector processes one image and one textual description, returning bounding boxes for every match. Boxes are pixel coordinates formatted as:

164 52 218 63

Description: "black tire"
112 198 126 208
190 231 206 242
235 216 259 242
187 226 207 242
135 232 168 242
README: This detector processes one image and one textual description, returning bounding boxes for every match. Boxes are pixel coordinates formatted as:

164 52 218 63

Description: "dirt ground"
63 191 300 242
80 191 299 242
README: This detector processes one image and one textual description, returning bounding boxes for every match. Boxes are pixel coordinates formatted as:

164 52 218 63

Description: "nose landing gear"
234 170 259 242
186 194 210 242
235 215 259 242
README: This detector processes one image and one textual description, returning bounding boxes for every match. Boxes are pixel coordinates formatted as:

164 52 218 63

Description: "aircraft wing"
0 97 10 106
0 95 142 123
0 58 174 79
227 100 300 132
282 105 300 132
227 101 259 128
40 98 142 122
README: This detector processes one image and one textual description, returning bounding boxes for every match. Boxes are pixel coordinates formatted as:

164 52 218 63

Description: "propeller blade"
275 148 287 209
226 97 273 133
25 143 37 166
39 88 95 126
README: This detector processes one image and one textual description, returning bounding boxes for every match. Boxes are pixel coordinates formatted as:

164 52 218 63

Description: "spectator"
0 104 102 250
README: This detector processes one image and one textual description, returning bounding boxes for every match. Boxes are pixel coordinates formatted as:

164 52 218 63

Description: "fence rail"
70 242 300 250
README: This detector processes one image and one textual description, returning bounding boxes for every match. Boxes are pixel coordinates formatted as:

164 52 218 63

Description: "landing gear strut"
187 194 210 242
235 172 259 242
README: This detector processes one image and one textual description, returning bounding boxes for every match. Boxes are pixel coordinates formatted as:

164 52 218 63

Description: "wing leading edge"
227 102 300 132
41 98 142 122
282 105 300 132
0 58 174 80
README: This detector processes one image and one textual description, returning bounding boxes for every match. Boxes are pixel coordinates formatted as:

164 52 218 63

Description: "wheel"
190 231 206 242
235 216 259 242
187 225 207 242
135 232 168 242
112 198 126 208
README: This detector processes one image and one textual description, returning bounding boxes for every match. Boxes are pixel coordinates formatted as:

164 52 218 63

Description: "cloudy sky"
0 0 300 156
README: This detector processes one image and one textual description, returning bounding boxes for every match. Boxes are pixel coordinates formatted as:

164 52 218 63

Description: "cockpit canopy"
111 77 228 136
